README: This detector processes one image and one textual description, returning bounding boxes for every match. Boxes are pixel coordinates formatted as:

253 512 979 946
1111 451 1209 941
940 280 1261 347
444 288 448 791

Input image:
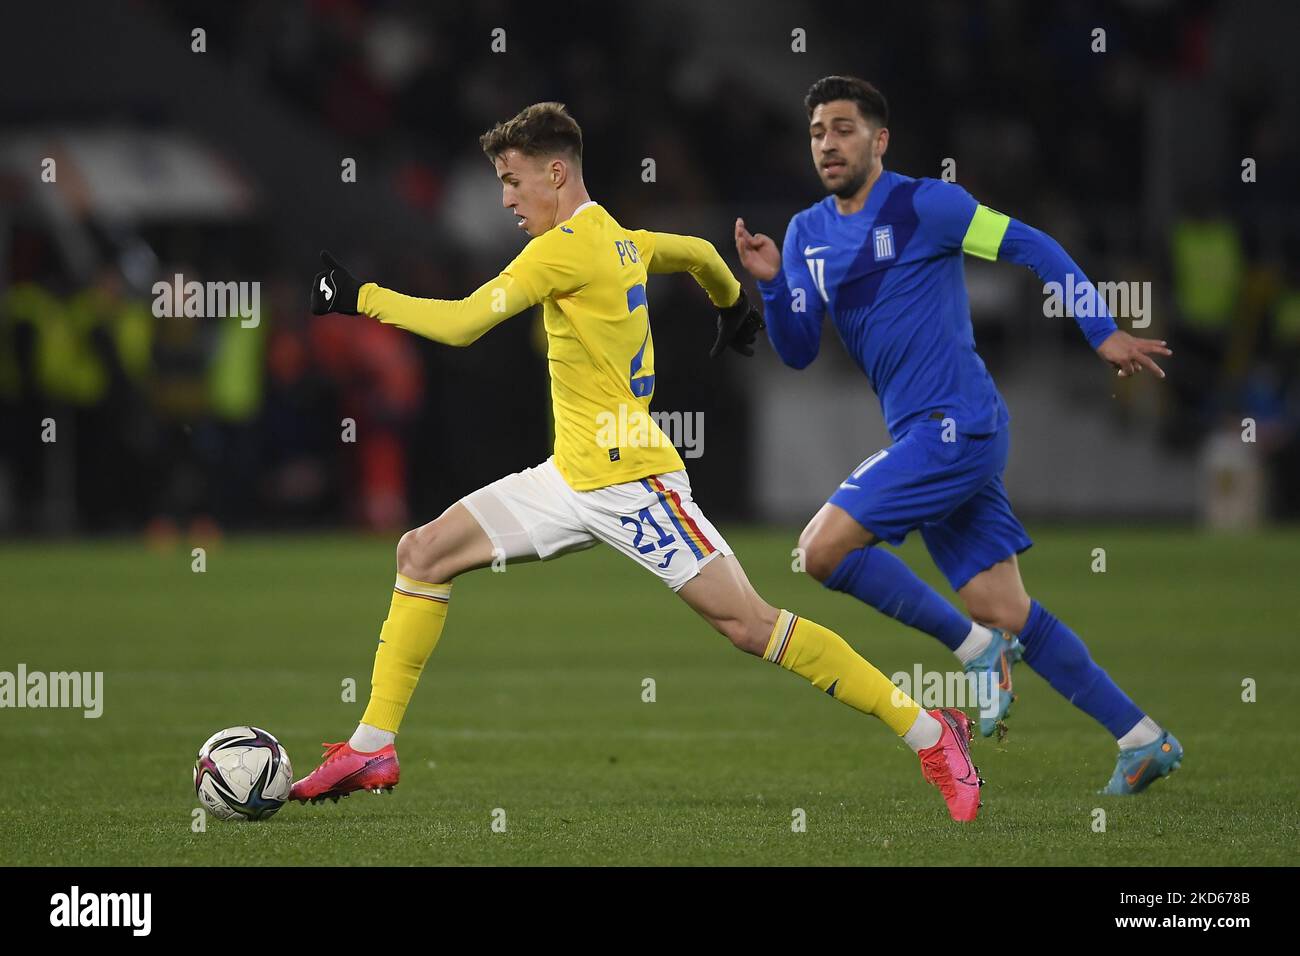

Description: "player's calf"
677 554 779 655
680 555 983 821
292 502 498 801
1015 599 1174 783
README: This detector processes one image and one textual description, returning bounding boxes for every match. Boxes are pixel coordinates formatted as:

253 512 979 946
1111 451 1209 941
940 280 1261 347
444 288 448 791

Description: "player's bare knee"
966 591 1030 634
396 522 453 583
395 528 421 573
799 532 846 583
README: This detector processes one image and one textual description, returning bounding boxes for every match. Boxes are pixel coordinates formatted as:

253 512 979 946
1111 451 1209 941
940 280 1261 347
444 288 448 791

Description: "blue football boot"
1100 730 1183 795
963 628 1023 739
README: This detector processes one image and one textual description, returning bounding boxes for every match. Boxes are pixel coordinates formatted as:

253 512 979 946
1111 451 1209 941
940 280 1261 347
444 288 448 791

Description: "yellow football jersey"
358 201 741 490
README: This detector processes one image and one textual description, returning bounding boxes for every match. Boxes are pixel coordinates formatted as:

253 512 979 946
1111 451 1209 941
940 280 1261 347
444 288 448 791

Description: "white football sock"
1116 716 1162 750
902 709 944 752
349 723 396 752
954 622 996 666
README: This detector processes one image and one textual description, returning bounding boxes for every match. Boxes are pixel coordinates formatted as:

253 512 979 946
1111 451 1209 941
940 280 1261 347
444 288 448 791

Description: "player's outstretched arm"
991 218 1172 378
630 229 764 357
735 217 824 369
309 249 540 348
918 181 1174 380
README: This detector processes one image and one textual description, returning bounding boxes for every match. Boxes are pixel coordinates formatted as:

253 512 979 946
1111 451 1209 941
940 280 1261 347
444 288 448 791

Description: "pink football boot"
918 708 984 822
290 741 400 804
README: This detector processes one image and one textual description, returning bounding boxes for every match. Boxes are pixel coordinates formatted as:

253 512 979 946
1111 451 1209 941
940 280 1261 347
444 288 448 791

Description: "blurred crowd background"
1 0 1297 538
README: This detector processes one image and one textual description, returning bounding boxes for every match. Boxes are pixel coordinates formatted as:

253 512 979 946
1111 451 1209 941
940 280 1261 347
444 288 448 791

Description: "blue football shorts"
827 417 1033 591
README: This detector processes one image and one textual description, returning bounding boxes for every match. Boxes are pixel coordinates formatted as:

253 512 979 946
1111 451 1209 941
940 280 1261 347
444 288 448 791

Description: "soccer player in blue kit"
735 76 1182 795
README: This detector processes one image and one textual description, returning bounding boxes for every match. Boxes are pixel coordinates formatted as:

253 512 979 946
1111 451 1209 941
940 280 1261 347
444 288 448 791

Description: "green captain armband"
961 205 1011 261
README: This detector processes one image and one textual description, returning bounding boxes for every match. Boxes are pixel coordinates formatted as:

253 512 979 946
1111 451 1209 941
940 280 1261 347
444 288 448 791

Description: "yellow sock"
360 574 452 733
764 609 921 736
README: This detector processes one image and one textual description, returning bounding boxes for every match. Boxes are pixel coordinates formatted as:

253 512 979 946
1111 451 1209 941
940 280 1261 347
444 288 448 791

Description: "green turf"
0 527 1297 866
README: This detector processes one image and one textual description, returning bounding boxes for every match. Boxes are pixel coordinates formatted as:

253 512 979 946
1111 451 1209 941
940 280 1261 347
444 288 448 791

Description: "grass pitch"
1 527 1296 866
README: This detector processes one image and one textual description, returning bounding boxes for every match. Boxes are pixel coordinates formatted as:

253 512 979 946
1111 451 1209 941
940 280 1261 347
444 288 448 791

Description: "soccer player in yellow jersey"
291 102 983 821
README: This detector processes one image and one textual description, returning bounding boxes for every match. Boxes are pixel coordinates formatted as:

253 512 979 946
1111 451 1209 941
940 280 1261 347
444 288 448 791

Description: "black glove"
311 250 363 315
710 288 764 358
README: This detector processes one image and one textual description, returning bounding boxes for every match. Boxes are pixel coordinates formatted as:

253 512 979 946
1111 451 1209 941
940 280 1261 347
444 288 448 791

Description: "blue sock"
824 546 971 652
1018 600 1143 739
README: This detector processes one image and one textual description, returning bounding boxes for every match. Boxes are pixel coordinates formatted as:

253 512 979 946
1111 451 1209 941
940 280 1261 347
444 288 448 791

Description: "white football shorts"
460 457 732 591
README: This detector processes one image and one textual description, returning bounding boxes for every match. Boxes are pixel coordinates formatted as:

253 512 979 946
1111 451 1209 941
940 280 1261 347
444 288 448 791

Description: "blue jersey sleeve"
912 179 980 253
918 178 1120 350
995 220 1119 349
757 213 826 369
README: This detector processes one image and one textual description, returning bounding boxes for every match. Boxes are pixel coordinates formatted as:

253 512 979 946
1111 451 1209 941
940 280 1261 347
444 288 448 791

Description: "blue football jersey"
758 169 1117 440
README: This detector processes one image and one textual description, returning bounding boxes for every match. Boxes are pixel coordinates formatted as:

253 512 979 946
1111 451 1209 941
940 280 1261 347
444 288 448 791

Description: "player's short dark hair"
480 102 583 165
805 76 889 127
